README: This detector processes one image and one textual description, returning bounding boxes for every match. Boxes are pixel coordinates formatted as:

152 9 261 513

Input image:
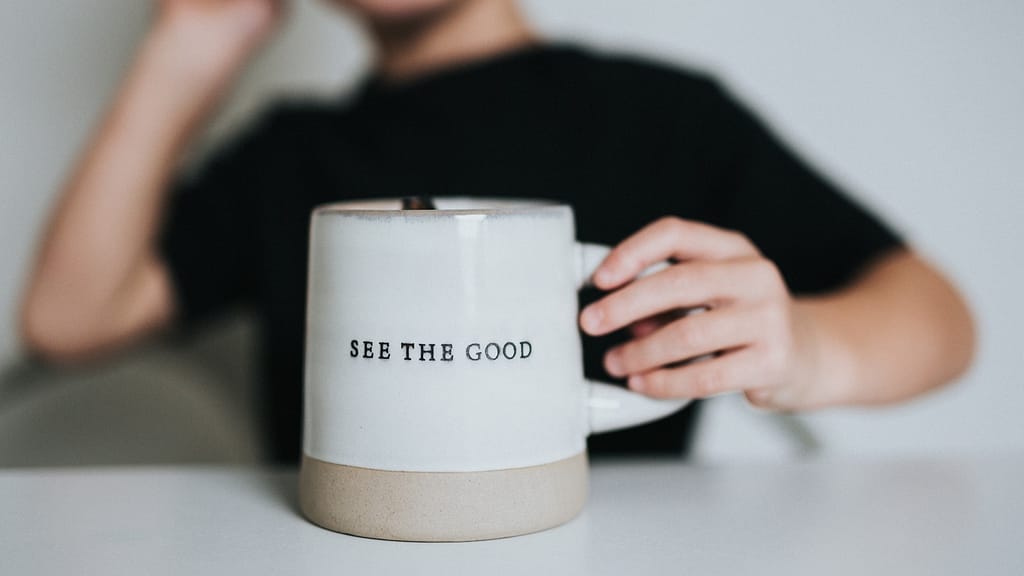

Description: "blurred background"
1 0 1021 465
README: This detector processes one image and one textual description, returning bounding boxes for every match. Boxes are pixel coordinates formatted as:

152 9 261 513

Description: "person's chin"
336 0 459 22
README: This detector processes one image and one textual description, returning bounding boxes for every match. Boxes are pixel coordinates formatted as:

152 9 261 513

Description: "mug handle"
576 242 691 434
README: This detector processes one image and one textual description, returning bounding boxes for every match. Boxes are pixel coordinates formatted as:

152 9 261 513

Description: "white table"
3 456 1022 575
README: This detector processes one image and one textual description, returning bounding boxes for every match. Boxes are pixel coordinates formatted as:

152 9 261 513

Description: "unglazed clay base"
299 452 588 542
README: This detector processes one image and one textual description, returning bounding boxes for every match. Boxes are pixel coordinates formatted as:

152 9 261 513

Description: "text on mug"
349 340 532 362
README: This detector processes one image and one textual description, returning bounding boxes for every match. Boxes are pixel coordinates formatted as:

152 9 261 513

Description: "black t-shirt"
161 44 902 464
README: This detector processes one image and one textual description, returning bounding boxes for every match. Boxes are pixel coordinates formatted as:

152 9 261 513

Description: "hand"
579 217 819 410
153 0 284 88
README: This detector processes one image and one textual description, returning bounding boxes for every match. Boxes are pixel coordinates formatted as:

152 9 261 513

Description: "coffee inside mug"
315 196 561 214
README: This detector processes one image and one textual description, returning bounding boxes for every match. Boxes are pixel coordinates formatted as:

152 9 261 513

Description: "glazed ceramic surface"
303 198 687 473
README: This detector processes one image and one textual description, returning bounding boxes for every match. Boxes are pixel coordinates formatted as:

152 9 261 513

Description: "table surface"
3 455 1022 576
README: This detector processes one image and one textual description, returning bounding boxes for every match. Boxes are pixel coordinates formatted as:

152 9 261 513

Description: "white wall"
1 0 1021 457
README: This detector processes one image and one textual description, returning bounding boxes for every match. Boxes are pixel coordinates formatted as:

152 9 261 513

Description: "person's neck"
370 0 536 82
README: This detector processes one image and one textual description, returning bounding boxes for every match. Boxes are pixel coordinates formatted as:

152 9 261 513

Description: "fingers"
628 316 668 339
580 257 782 336
592 217 759 290
627 348 775 399
604 305 759 378
580 217 797 404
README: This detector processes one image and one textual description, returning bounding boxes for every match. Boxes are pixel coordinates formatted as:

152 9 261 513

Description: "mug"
299 197 689 541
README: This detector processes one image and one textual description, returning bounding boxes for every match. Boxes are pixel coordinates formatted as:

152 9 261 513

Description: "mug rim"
313 197 569 217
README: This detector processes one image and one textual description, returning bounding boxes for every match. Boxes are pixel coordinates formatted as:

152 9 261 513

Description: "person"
19 0 975 463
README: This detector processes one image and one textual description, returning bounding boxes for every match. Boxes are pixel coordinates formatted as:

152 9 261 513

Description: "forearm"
792 249 975 408
21 22 239 357
50 28 210 286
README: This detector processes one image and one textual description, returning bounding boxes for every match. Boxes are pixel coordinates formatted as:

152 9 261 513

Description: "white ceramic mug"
299 197 689 542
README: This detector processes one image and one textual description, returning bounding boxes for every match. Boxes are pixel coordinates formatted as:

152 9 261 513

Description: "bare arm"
580 218 974 409
20 0 280 361
789 249 974 408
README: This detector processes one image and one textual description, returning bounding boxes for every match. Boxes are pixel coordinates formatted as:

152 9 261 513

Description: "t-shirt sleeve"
159 113 278 327
700 80 904 294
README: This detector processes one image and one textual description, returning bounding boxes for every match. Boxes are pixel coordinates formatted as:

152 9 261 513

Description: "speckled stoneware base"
299 452 588 542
